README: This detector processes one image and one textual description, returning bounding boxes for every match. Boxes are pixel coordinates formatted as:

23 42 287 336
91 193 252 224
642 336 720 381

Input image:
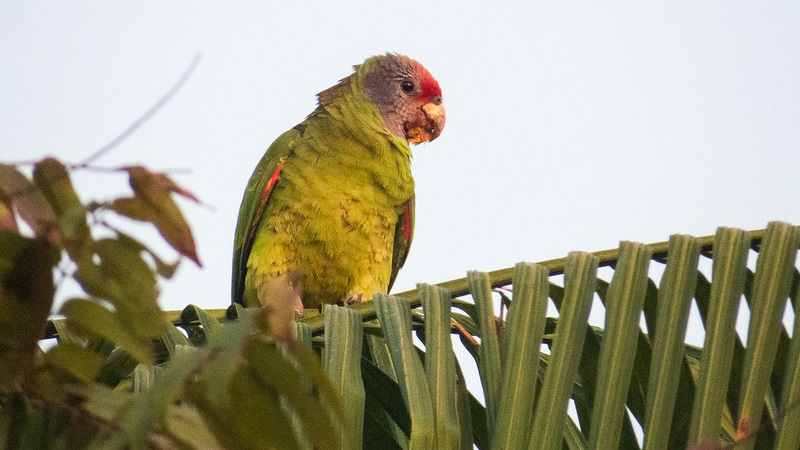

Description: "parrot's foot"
345 293 365 306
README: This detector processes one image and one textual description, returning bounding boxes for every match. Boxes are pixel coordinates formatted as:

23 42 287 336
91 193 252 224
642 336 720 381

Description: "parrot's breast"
245 124 414 309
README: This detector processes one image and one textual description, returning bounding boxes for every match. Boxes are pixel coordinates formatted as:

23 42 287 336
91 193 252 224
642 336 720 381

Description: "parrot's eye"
400 80 415 94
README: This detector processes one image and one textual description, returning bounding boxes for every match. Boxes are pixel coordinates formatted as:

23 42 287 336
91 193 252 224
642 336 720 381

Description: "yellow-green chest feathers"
245 118 414 308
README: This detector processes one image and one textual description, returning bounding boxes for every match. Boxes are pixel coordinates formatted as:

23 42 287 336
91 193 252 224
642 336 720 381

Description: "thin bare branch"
76 53 202 168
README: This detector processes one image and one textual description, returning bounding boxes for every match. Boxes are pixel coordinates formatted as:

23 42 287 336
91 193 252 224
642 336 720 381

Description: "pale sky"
3 2 799 350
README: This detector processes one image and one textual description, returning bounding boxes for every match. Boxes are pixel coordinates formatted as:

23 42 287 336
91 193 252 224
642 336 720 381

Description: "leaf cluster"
0 158 340 449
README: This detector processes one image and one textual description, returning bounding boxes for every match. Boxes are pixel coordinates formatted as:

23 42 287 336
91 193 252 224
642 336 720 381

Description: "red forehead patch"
414 62 442 103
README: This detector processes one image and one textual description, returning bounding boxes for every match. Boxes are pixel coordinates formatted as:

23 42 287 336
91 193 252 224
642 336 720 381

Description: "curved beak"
422 101 446 141
406 99 446 144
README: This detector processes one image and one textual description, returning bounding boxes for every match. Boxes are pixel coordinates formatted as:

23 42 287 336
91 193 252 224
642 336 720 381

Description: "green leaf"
530 252 599 449
32 158 92 258
468 392 488 449
195 310 254 402
49 318 86 346
32 158 81 215
181 310 299 450
44 342 105 382
374 293 435 449
688 227 752 444
115 230 180 279
249 337 338 450
451 299 478 322
362 356 411 438
60 298 154 364
160 325 191 357
163 402 223 449
117 353 202 448
293 342 346 424
73 261 122 305
93 388 177 448
452 361 473 450
0 235 55 392
96 347 139 388
93 238 164 338
467 270 502 440
774 274 800 449
323 304 365 450
131 363 158 393
209 364 299 450
451 311 479 337
589 241 652 449
419 283 460 450
363 322 409 446
493 263 549 450
736 221 799 449
642 234 702 449
365 327 398 380
182 304 223 343
286 322 314 450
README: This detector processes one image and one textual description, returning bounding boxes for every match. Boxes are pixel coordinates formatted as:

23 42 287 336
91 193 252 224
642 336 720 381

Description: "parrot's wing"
232 128 299 304
388 193 414 293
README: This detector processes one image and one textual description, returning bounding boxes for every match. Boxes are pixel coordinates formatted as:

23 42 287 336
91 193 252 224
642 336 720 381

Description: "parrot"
231 53 445 316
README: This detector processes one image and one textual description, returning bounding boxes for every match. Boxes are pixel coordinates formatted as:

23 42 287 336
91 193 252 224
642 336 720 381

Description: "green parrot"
232 53 445 316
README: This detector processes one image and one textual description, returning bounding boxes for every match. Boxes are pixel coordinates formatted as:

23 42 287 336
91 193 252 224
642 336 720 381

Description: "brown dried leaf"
109 167 201 266
125 165 200 204
0 189 17 232
0 164 57 238
736 414 751 441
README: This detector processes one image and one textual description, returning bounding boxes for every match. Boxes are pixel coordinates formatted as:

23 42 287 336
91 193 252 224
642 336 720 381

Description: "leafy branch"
0 158 341 449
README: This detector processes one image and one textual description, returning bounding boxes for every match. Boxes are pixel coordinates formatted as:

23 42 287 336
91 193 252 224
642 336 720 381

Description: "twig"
452 318 479 347
75 53 202 168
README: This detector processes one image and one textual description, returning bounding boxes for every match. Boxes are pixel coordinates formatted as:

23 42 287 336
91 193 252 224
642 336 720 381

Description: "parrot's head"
361 53 446 144
319 53 446 145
